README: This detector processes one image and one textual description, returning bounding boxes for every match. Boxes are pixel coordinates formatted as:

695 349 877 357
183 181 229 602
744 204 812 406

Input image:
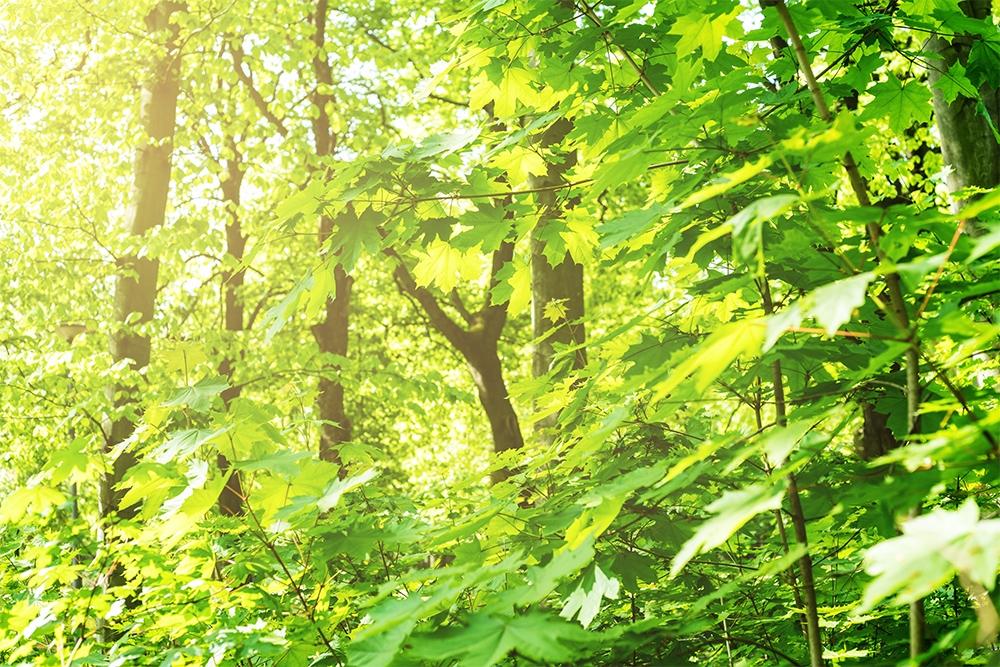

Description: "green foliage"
1 0 1000 665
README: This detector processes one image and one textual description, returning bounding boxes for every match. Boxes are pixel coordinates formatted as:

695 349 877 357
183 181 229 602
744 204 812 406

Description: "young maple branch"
771 0 926 656
915 219 965 319
760 277 826 667
378 159 689 206
389 250 470 354
573 0 660 96
753 378 809 645
243 499 339 656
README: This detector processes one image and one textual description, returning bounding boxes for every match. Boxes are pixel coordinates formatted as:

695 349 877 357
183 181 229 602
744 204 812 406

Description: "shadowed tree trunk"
103 0 183 520
230 5 354 468
392 242 524 482
309 0 353 468
529 117 586 440
216 143 247 516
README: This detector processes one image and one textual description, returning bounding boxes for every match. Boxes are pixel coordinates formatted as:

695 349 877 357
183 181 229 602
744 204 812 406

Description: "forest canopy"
2 0 1000 665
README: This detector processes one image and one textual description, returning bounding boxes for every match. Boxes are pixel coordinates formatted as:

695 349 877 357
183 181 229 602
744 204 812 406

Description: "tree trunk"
391 242 524 481
530 117 586 379
217 150 246 516
308 0 353 469
464 339 524 482
531 242 585 375
926 0 1000 204
312 256 353 465
103 0 182 520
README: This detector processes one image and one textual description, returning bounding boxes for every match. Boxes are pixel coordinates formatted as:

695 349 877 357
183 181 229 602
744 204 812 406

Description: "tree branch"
229 42 289 137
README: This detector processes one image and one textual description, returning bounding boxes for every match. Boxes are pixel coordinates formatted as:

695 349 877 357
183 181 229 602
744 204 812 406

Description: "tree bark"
217 147 246 516
529 118 586 380
103 0 183 520
926 0 1000 204
391 242 524 481
466 339 525 454
312 258 353 465
309 0 353 469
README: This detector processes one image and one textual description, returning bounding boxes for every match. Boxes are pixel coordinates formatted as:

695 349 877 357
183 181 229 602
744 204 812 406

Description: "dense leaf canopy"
1 0 1000 665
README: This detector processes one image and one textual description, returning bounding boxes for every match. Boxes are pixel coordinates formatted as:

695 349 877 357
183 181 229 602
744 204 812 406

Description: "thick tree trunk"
927 0 1000 203
308 0 353 469
529 117 586 451
103 1 182 520
529 118 585 379
217 152 246 516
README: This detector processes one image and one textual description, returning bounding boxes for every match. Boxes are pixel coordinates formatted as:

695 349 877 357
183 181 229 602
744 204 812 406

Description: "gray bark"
529 118 586 444
927 0 1000 203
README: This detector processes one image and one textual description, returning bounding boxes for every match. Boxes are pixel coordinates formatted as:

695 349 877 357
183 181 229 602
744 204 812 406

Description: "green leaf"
152 427 230 464
234 450 311 477
728 194 799 267
154 469 232 548
317 468 378 512
410 127 480 159
45 437 91 484
489 258 530 313
413 239 481 293
452 203 510 252
862 74 933 132
961 186 1000 221
968 38 1000 88
597 204 667 248
561 564 620 628
671 480 788 577
262 277 312 341
671 11 736 61
650 320 765 402
493 68 538 117
409 613 591 667
677 157 772 210
933 61 978 104
592 149 654 194
861 500 1000 611
276 179 325 224
515 541 596 606
330 209 382 271
0 484 65 524
162 375 229 412
808 272 873 335
724 416 819 473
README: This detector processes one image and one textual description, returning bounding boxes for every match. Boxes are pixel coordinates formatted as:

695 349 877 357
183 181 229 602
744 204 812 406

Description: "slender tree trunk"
465 340 524 480
926 0 1000 205
760 280 826 667
217 149 246 516
311 257 353 465
773 2 931 658
103 0 183 520
309 0 353 469
391 242 524 482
